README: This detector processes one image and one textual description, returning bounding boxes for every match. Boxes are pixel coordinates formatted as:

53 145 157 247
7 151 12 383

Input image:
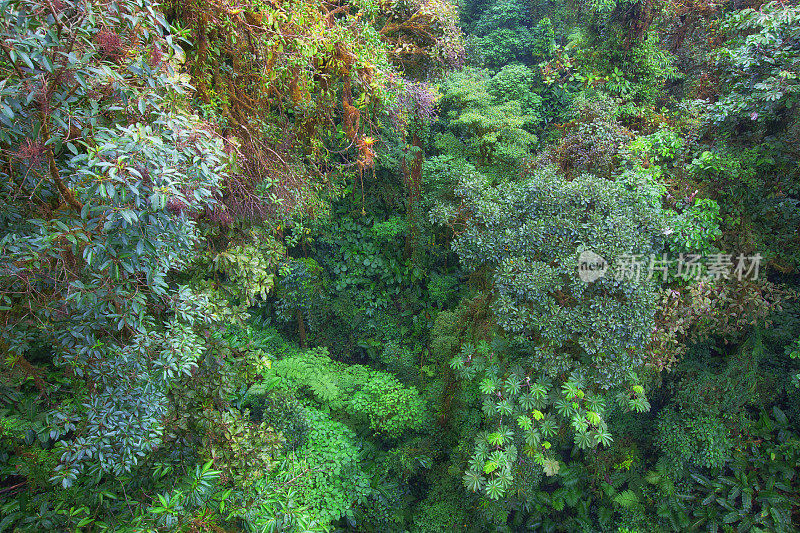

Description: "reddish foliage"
167 197 188 216
149 44 163 67
15 138 45 165
95 29 125 61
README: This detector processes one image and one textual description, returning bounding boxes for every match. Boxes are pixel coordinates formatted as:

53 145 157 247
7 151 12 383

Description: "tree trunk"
297 308 307 347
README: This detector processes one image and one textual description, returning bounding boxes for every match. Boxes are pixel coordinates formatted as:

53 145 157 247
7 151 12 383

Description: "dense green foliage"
1 0 799 531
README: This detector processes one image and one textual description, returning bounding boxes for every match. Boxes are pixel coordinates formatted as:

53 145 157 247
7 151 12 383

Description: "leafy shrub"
271 408 371 527
657 407 733 472
245 389 310 451
439 67 542 169
250 346 430 439
0 0 230 488
537 94 633 179
454 164 666 388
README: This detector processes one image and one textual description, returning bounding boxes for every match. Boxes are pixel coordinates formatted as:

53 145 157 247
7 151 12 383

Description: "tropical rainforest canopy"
1 0 799 531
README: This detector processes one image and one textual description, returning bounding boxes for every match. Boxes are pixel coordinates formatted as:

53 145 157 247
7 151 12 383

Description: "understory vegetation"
1 0 799 531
